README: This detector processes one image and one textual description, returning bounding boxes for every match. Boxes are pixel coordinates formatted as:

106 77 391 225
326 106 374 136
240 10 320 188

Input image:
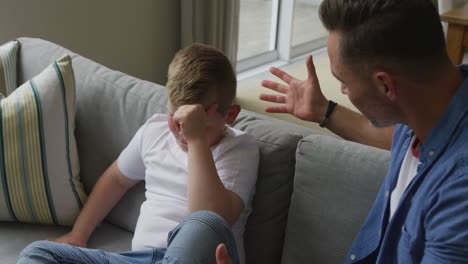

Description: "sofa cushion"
281 134 390 264
0 55 87 226
0 41 19 97
233 110 317 264
0 221 132 264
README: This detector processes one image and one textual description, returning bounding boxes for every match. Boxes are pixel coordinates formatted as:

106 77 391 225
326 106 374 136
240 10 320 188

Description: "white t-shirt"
117 114 259 264
389 136 421 220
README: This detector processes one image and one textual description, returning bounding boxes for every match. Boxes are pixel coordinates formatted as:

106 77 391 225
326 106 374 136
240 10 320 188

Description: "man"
218 0 468 262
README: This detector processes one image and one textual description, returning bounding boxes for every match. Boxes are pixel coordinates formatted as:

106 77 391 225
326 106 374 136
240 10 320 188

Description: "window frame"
237 0 327 73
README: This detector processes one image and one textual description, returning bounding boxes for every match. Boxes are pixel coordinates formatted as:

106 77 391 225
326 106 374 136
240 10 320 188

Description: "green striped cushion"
0 41 19 97
0 55 87 226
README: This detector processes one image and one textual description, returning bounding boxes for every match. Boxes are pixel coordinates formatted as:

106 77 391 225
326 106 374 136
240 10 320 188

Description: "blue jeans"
17 210 239 264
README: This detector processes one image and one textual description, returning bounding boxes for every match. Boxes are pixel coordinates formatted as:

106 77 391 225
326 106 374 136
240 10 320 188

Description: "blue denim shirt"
346 65 468 263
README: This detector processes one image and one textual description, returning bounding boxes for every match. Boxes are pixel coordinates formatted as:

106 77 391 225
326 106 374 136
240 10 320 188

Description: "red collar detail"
411 138 420 158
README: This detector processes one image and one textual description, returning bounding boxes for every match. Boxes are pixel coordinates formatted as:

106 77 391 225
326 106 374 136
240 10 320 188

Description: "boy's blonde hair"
166 44 236 115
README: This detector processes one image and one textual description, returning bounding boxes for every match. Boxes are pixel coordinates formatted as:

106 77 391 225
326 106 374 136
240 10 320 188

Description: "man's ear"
225 104 241 125
374 72 398 102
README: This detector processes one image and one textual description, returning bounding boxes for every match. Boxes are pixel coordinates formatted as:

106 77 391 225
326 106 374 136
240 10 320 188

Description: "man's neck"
403 66 464 143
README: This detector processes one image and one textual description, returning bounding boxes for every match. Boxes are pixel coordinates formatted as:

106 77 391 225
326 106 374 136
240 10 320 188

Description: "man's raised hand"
260 55 329 123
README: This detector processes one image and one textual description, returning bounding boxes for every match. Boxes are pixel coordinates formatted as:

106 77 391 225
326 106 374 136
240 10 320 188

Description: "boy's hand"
173 104 217 143
48 231 87 248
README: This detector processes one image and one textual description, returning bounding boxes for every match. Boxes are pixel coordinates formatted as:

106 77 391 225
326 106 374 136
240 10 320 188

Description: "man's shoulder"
440 124 468 170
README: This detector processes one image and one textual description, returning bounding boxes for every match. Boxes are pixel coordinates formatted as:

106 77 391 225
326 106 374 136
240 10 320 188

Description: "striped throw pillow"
0 55 87 226
0 41 19 97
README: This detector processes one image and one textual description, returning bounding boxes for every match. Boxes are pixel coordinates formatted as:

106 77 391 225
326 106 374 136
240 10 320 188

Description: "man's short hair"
319 0 448 81
166 44 236 115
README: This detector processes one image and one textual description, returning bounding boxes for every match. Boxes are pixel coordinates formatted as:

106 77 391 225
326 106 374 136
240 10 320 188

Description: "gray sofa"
0 38 391 264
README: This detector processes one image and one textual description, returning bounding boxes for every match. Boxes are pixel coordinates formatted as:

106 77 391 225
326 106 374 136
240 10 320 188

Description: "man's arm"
324 106 395 150
50 161 140 247
260 55 394 150
173 104 243 225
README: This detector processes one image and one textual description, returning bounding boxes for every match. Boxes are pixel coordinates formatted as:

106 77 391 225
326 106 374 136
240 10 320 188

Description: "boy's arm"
187 138 244 225
174 104 243 225
50 161 140 247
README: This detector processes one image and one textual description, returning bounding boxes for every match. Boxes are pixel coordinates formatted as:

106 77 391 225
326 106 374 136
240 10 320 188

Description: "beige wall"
0 0 180 84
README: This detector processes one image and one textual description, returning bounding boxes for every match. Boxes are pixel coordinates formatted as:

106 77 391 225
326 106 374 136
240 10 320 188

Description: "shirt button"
402 225 405 232
350 254 356 261
385 191 389 198
429 151 434 156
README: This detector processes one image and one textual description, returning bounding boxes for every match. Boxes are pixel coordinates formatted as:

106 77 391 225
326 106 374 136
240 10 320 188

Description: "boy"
18 44 259 264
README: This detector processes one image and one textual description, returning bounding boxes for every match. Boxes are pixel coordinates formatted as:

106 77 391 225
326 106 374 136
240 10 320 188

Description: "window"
291 0 328 57
237 0 327 72
237 0 280 71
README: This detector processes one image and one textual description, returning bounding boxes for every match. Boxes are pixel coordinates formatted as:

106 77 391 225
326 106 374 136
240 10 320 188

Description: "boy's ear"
225 104 241 125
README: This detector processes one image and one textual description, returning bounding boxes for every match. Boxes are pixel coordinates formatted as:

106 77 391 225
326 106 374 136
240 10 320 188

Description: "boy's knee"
186 210 230 228
170 210 234 245
166 211 239 264
18 240 57 261
182 210 234 239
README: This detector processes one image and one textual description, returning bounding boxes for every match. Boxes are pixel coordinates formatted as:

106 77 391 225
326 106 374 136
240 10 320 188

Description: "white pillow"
0 55 87 226
0 41 19 97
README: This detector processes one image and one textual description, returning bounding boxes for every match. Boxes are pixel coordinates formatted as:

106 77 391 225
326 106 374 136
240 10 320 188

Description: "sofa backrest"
281 134 390 263
233 111 317 263
16 37 320 263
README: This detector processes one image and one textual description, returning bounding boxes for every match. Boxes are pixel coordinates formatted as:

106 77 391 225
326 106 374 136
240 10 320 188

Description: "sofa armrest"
281 134 390 263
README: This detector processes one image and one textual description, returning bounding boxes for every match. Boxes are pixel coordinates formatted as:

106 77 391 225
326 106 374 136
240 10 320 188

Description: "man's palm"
260 55 328 123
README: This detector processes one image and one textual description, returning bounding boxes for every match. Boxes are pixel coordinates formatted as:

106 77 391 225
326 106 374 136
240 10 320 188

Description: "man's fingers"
270 67 294 84
265 106 289 113
261 80 288 94
216 244 231 264
306 55 318 82
259 94 286 104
